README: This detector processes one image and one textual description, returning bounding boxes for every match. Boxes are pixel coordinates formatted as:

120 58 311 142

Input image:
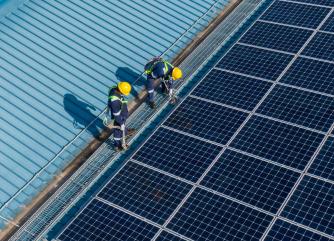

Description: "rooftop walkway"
0 0 229 229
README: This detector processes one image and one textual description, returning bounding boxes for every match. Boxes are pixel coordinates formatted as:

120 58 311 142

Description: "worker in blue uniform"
104 81 133 151
144 57 183 109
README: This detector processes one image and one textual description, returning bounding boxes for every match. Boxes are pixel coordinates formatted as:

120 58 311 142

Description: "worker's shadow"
63 93 104 138
116 67 145 98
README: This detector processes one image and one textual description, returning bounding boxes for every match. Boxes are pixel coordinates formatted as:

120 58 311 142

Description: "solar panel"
58 199 159 241
265 219 332 241
260 1 330 29
321 12 334 32
308 137 334 181
132 128 221 182
216 44 293 80
290 0 334 7
200 149 300 213
97 162 192 225
282 176 334 236
167 188 273 241
257 85 334 132
230 116 324 170
302 32 334 61
280 57 334 95
53 0 334 240
192 69 272 110
163 97 248 144
240 21 313 53
156 231 186 241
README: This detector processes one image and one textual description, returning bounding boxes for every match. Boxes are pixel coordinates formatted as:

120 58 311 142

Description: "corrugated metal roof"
0 0 229 227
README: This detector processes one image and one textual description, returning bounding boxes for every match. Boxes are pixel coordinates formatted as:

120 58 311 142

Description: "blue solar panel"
302 32 334 61
97 162 192 225
265 219 332 241
167 188 272 241
216 44 293 80
192 69 272 111
282 176 334 236
163 97 248 144
309 137 334 181
201 149 300 213
260 1 330 29
280 57 334 95
156 231 186 241
257 85 334 132
240 21 313 53
58 199 159 241
230 116 324 170
49 1 334 240
133 128 221 182
321 12 334 32
291 0 334 7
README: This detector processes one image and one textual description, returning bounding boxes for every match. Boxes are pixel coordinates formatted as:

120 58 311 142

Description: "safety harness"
144 57 173 76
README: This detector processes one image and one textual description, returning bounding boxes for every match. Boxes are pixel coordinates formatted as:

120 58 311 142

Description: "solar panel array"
57 0 334 240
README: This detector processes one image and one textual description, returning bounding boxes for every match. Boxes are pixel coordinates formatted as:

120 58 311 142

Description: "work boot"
114 146 123 152
122 144 129 150
149 101 156 109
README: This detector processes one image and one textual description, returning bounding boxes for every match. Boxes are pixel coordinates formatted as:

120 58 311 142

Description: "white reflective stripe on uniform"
114 137 122 141
111 99 120 102
148 89 154 93
113 110 121 116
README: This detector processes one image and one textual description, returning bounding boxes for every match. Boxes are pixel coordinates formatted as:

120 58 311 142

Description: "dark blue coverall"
108 87 129 148
145 58 175 102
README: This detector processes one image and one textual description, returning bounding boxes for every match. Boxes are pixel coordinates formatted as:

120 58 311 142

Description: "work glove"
168 88 173 98
120 124 126 131
103 114 109 126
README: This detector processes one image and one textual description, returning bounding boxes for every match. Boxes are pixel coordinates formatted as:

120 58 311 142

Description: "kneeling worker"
144 57 183 109
104 81 133 152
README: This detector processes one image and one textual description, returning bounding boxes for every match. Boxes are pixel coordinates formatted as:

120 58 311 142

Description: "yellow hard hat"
172 67 182 80
118 81 131 96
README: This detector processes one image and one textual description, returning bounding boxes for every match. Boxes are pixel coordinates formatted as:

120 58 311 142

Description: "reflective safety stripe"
109 95 121 101
163 61 168 75
109 95 127 104
113 110 121 116
114 137 122 141
148 89 154 93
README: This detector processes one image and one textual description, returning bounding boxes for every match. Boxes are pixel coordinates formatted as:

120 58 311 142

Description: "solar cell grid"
201 149 300 213
156 231 186 241
163 97 248 144
58 199 159 241
217 44 293 80
97 162 192 225
260 1 330 29
167 188 273 241
257 85 334 132
280 57 334 95
290 0 334 7
239 21 313 53
230 116 324 170
133 128 221 182
265 219 332 241
308 137 334 181
302 32 334 61
192 69 272 110
321 12 334 32
282 176 334 236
